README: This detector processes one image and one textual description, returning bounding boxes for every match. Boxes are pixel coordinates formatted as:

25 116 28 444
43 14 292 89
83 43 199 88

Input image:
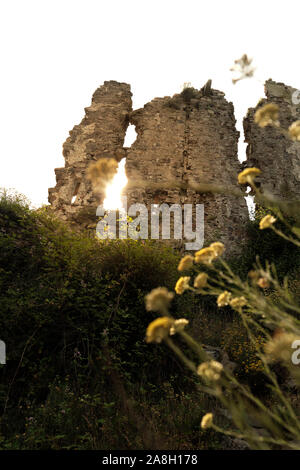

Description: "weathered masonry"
49 79 300 251
48 81 132 224
244 79 300 200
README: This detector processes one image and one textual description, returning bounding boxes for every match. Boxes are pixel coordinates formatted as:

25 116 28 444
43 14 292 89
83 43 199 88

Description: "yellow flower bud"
201 413 213 429
217 291 232 307
210 242 225 256
229 296 247 310
87 158 118 190
146 317 174 343
238 167 261 185
197 361 223 382
195 247 216 265
194 273 208 289
178 255 194 272
254 103 279 128
257 277 270 289
175 276 190 295
145 287 174 313
288 120 300 141
259 214 276 230
170 318 189 335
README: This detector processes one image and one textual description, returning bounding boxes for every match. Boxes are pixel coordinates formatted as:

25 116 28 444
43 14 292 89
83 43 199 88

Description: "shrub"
180 87 199 104
0 192 191 424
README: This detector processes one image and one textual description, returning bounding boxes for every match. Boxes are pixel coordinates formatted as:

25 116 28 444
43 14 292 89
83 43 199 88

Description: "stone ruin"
48 81 132 225
48 79 300 253
244 79 300 200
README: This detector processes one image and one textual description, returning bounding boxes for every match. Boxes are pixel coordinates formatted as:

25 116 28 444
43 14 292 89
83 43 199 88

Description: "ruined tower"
48 81 132 224
244 79 300 201
125 89 249 250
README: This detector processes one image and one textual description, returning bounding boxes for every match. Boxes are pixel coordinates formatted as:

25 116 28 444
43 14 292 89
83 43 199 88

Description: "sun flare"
103 158 128 211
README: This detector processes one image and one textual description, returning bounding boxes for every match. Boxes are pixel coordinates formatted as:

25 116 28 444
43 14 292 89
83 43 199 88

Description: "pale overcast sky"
0 0 299 207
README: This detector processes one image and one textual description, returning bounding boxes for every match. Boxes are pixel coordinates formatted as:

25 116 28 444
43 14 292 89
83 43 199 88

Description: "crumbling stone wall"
125 89 249 250
244 79 300 200
48 81 132 224
52 79 300 252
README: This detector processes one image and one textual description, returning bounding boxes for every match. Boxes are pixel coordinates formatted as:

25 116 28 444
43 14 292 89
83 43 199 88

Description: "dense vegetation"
0 191 299 449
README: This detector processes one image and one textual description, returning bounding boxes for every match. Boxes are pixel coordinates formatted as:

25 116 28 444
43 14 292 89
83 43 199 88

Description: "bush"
180 87 199 104
0 193 191 430
221 319 266 390
244 208 300 280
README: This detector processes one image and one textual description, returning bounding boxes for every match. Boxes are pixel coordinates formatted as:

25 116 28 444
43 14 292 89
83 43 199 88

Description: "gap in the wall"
124 124 137 147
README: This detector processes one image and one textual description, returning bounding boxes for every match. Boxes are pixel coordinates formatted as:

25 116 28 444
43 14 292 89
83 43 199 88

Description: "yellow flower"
259 214 276 230
254 103 280 128
238 167 261 185
87 158 118 190
175 276 190 295
145 287 174 313
265 332 299 363
178 255 194 272
146 317 174 343
229 296 247 310
257 277 270 289
195 247 216 265
201 413 213 430
194 273 208 289
197 361 223 381
288 120 300 141
170 318 189 335
217 291 232 307
210 242 225 256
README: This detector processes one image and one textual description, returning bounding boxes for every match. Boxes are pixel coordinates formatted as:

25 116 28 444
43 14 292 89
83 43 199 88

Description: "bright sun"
103 158 128 211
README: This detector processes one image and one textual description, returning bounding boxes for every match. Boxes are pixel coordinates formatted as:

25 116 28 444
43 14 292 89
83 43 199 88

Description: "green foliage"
220 319 266 390
166 87 201 110
0 376 225 450
0 192 195 447
1 190 299 449
180 87 199 104
223 215 300 282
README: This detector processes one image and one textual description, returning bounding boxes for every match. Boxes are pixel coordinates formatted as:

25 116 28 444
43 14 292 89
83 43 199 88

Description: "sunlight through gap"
103 158 127 211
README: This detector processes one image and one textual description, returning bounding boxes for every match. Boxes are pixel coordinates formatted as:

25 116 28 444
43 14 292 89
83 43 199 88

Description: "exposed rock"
201 79 213 96
244 79 300 201
48 81 132 224
125 88 249 253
